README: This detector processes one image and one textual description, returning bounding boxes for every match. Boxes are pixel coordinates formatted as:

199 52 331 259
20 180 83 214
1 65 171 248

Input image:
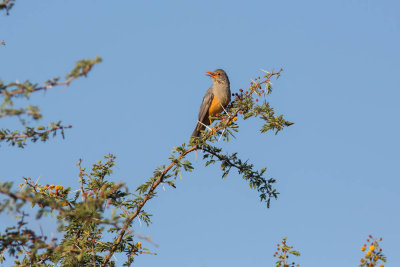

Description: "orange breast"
208 96 224 117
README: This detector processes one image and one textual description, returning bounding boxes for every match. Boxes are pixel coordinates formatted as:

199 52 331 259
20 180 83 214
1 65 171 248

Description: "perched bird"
191 69 231 138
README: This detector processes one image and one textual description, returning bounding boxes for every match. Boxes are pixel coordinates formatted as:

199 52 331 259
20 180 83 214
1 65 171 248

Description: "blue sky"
1 0 400 266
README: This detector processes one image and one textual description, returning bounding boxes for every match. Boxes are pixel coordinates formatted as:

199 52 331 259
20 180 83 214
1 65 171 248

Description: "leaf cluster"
202 144 277 207
0 57 102 147
273 237 300 267
0 155 155 266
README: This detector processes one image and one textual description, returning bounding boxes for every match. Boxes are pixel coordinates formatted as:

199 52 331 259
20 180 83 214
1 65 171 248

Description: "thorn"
218 128 226 142
34 175 41 186
260 69 270 74
220 103 232 118
197 120 212 131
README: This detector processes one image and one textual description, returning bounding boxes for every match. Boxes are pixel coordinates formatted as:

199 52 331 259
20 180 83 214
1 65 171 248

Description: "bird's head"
206 69 229 84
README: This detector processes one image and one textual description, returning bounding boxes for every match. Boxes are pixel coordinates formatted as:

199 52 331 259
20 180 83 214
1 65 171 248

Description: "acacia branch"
1 78 74 98
77 159 87 201
101 145 198 266
0 110 37 118
0 185 122 230
0 0 14 15
0 125 71 141
1 56 102 99
0 188 66 214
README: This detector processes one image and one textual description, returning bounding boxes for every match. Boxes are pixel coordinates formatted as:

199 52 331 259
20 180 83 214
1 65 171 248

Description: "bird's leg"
209 117 215 132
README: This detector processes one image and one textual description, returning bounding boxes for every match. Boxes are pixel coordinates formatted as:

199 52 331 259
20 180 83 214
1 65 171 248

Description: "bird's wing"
197 88 214 124
191 89 214 138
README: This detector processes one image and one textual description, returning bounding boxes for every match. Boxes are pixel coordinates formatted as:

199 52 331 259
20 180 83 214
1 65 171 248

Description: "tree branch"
101 145 198 266
0 125 71 141
0 78 74 98
0 0 14 15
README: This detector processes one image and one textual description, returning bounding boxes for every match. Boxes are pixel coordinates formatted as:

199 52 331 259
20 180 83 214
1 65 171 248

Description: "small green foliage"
0 155 157 266
66 56 102 79
0 122 71 148
201 144 278 207
273 237 300 267
0 57 102 148
0 105 42 120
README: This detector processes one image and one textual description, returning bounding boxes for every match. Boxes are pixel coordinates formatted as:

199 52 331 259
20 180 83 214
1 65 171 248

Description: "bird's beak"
206 71 216 77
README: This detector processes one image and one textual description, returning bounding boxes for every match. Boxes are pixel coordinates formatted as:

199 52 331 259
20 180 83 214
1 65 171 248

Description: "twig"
92 241 96 267
77 159 87 201
0 110 37 118
0 125 72 141
101 145 198 266
117 203 129 217
1 78 74 97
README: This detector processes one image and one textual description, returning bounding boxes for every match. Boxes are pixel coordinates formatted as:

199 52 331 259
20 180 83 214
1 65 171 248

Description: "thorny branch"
0 0 14 15
1 57 102 147
0 78 74 98
0 186 123 230
77 159 87 201
101 145 198 266
0 125 71 142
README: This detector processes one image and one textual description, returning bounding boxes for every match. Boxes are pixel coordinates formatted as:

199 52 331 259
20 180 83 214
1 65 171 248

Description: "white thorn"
34 175 41 186
19 183 27 191
220 103 232 118
218 128 226 142
197 120 212 131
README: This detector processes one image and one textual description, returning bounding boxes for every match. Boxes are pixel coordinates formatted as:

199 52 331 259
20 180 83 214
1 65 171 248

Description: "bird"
191 69 231 138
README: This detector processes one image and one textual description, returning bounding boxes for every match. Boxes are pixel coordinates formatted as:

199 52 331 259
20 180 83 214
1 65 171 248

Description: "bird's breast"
209 84 231 116
208 97 225 116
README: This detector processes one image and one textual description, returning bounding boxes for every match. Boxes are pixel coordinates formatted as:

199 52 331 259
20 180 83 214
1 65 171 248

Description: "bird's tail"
191 123 205 139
